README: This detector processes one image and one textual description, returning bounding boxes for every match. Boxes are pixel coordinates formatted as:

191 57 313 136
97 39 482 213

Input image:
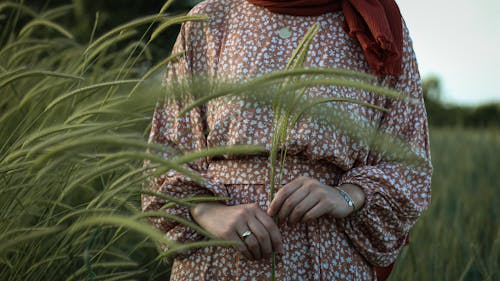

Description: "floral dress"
141 0 432 280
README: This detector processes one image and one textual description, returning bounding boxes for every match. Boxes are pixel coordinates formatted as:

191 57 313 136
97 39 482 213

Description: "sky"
398 0 500 106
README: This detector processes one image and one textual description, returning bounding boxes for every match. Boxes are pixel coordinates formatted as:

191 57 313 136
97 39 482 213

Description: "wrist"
338 184 366 212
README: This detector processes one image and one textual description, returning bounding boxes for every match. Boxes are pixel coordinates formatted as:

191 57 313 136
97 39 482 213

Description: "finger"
248 216 272 259
235 225 254 260
268 179 304 216
255 210 283 253
277 186 310 223
301 200 330 222
243 231 261 260
288 195 320 225
231 233 253 260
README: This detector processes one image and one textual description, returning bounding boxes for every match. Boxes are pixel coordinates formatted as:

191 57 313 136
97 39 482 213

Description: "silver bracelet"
334 186 356 211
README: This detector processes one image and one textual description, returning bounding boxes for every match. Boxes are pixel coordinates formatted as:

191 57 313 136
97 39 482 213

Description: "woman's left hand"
267 176 366 225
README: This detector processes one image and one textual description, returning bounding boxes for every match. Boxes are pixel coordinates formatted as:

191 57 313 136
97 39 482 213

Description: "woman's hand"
267 176 366 225
190 202 283 260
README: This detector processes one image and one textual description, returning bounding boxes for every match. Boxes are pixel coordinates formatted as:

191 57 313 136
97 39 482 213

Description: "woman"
142 0 432 280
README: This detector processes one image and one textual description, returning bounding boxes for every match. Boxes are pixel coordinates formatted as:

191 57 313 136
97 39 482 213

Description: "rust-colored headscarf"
246 0 403 76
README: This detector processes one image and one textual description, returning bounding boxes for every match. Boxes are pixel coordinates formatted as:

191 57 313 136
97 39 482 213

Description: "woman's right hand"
189 202 283 260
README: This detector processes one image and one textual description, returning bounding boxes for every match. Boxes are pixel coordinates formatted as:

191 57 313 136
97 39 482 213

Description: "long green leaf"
67 215 176 246
175 68 378 117
0 70 83 90
149 15 209 43
39 4 74 21
0 226 63 254
84 14 170 55
31 135 154 165
0 2 37 17
19 19 74 39
44 80 140 111
162 240 239 258
172 145 266 164
159 0 176 14
127 51 184 97
135 211 215 239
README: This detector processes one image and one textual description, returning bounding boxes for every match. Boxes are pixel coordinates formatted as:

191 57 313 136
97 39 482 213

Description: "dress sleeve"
141 20 228 256
336 22 433 267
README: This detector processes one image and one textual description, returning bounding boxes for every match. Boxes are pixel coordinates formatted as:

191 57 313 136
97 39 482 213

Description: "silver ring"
240 230 252 241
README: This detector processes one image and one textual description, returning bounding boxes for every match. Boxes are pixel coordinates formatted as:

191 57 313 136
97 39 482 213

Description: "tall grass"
0 2 235 280
390 129 500 281
2 2 495 281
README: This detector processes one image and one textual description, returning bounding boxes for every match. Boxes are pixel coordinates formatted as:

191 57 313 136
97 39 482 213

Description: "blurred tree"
422 75 442 102
422 75 499 128
465 104 500 128
422 75 450 127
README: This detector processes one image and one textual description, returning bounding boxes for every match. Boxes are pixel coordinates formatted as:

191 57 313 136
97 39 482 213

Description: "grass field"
390 129 500 281
0 2 498 281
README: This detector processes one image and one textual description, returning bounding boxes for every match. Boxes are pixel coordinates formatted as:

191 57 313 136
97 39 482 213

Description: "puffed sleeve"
141 18 228 256
336 22 432 267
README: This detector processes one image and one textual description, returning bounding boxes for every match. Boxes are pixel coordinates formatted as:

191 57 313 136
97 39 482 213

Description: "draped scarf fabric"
246 0 403 76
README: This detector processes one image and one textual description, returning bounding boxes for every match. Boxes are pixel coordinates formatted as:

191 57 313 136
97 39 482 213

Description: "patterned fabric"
141 0 432 280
